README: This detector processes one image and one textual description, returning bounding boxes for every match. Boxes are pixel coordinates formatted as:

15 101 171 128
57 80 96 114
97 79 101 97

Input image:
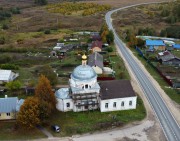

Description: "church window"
92 101 95 107
78 103 81 109
85 105 88 109
129 101 132 106
85 84 88 89
105 103 108 108
121 101 124 107
6 113 10 116
66 103 70 107
113 102 116 108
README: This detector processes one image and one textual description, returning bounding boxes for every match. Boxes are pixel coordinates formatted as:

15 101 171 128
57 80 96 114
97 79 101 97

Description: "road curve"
105 2 180 141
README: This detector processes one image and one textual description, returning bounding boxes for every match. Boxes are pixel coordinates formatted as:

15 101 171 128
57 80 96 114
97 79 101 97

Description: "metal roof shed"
0 70 18 83
0 97 18 113
146 40 165 46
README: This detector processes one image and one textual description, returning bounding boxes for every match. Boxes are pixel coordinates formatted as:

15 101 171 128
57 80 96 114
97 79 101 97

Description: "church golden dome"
82 54 87 60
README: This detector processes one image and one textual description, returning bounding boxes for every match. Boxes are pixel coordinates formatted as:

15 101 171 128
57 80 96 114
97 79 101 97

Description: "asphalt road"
105 2 180 141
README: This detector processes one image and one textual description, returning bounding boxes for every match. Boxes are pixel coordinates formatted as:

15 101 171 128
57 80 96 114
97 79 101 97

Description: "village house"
91 40 103 53
0 96 24 120
53 43 64 51
173 44 180 50
157 51 180 66
91 34 102 41
146 40 166 51
0 70 19 84
55 55 137 112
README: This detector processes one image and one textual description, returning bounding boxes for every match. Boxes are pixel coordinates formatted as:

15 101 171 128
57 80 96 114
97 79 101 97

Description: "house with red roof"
91 40 103 53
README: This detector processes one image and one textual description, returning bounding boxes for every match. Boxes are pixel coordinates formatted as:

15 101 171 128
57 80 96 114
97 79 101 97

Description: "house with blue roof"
0 96 24 120
146 40 166 51
173 44 180 50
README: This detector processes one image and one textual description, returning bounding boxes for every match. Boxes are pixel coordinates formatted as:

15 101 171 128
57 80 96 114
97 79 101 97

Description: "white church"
55 54 137 112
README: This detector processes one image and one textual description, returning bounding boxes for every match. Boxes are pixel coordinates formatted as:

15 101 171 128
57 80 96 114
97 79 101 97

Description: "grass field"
0 122 46 140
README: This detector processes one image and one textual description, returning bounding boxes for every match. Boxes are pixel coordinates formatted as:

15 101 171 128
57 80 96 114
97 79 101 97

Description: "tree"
5 80 22 91
136 38 145 48
106 47 113 52
2 24 9 30
100 23 109 42
44 29 51 34
0 36 5 44
161 8 170 17
34 0 48 5
160 29 167 37
101 30 108 42
106 30 114 44
17 97 40 129
39 100 51 123
35 75 56 118
37 65 58 86
128 34 137 48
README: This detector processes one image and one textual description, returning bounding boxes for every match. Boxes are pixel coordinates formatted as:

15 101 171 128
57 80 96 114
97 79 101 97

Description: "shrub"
106 47 113 52
0 64 19 70
0 54 12 63
5 80 22 91
2 24 9 30
34 0 48 5
0 36 5 44
10 7 21 14
160 29 167 37
166 15 177 24
166 26 180 38
44 29 51 34
161 8 170 17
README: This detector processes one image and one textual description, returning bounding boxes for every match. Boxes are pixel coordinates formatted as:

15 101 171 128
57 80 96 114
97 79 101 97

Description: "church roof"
88 52 104 69
100 80 136 100
71 65 97 81
55 88 70 99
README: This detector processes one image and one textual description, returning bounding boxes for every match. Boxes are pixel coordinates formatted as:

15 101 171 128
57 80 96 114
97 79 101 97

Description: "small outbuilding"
173 44 180 50
0 70 19 84
0 96 24 120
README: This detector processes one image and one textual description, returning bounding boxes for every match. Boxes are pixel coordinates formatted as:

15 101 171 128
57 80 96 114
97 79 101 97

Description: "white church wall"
100 96 137 112
56 99 73 112
92 66 102 74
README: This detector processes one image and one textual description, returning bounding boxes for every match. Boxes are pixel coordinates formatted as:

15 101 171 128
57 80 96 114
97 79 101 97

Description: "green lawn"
47 96 146 137
110 55 130 80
